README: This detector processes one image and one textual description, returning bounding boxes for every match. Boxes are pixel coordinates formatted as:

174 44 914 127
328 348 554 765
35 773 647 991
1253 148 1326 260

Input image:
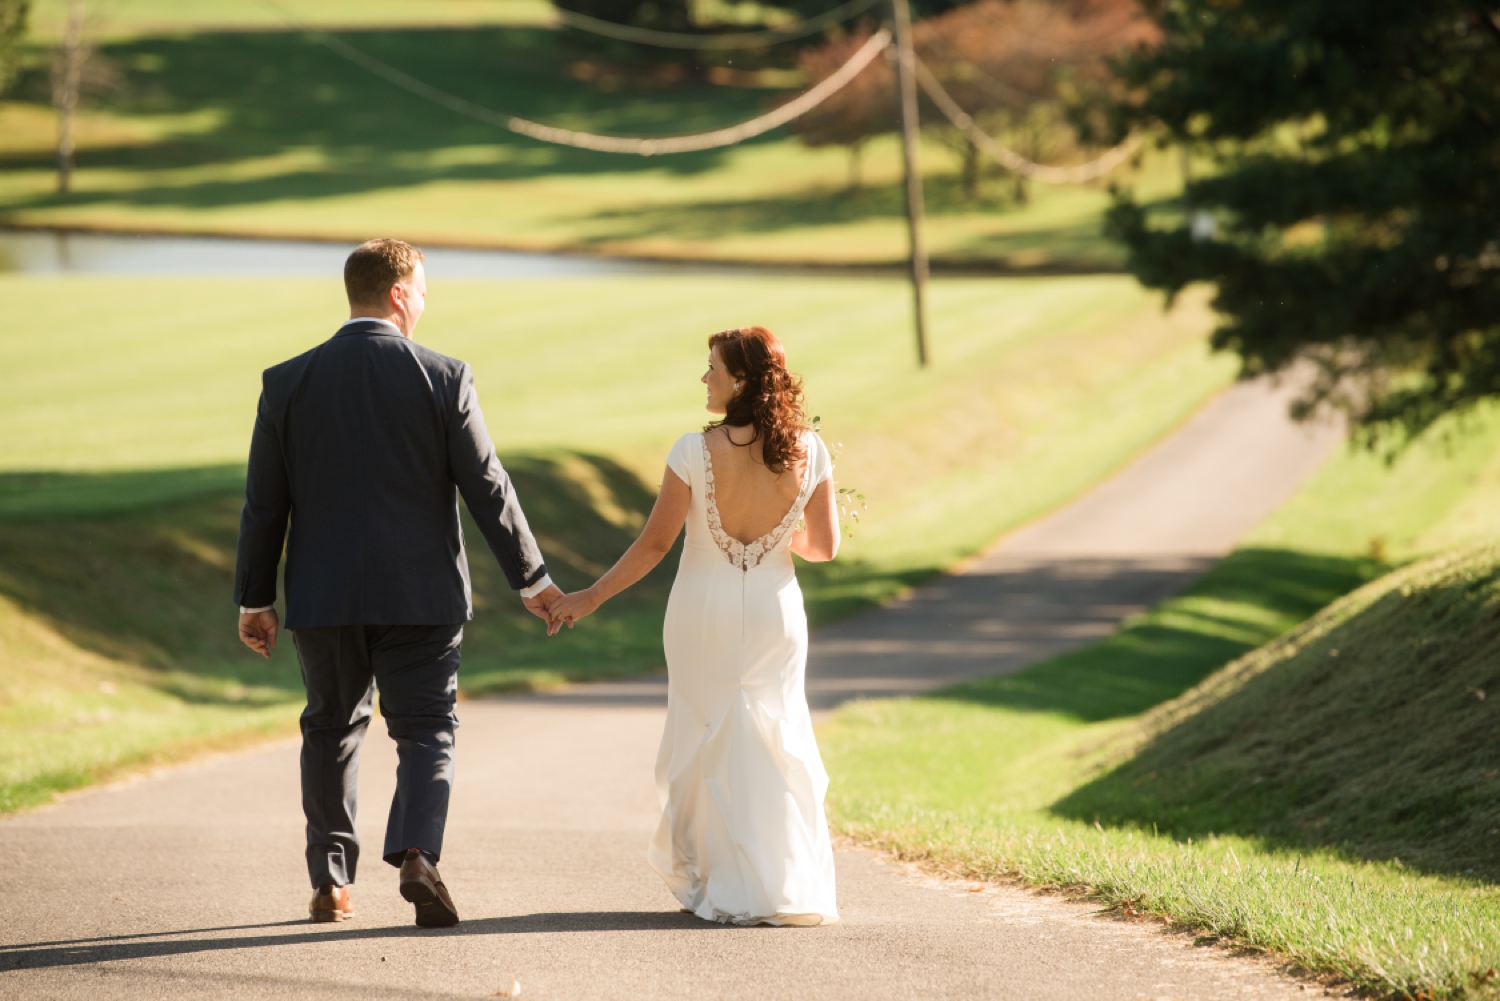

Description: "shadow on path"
804 555 1215 712
0 911 733 970
517 556 1226 714
928 547 1381 721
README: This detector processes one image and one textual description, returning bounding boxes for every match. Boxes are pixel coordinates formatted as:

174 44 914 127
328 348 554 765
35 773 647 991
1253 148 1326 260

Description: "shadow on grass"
1 27 1131 270
797 560 937 631
925 546 1385 723
582 175 1027 234
0 454 679 701
0 464 248 520
3 26 764 211
0 454 941 704
1052 549 1500 881
571 178 1129 268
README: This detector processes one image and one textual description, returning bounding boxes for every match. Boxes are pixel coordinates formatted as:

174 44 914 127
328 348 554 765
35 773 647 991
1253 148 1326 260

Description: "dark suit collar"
335 317 404 338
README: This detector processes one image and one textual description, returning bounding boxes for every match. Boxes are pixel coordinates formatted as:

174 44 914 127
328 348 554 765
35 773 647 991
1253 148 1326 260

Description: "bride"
549 326 841 927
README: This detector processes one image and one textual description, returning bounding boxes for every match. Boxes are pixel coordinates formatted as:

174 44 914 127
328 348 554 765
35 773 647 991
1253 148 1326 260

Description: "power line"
256 0 1136 178
553 0 885 50
511 31 890 154
914 57 1141 184
255 0 892 156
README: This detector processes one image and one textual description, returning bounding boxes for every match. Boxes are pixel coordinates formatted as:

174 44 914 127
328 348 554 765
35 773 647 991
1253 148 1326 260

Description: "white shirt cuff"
239 605 274 615
518 574 554 600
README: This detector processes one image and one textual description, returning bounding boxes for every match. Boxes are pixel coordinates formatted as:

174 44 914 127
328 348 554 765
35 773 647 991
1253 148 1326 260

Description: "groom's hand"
238 609 279 659
522 584 564 634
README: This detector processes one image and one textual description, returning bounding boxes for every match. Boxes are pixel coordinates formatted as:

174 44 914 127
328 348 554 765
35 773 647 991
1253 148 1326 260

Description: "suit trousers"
292 623 463 888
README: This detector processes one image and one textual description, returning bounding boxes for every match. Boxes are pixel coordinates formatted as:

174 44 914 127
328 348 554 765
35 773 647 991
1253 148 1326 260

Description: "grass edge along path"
820 414 1500 1000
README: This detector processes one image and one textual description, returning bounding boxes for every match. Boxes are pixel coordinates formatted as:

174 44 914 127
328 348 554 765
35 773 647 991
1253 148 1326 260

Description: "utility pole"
55 0 84 194
889 0 929 367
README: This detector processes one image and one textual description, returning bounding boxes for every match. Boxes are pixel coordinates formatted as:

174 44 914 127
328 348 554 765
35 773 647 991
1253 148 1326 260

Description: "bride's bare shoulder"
702 425 735 455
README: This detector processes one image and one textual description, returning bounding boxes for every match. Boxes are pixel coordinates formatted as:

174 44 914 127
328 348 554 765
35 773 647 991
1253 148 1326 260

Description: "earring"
733 381 741 391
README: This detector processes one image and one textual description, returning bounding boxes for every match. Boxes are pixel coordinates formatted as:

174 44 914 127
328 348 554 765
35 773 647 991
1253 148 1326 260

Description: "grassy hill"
1057 545 1500 881
0 270 1231 812
820 406 1500 999
0 15 1184 268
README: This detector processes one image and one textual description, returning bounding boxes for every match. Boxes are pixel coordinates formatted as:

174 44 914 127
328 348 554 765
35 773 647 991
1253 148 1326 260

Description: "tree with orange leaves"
789 0 1158 200
785 26 896 191
918 0 1158 200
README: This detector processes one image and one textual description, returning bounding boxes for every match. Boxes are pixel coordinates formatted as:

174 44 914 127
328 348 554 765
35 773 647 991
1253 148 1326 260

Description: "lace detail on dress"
701 432 815 572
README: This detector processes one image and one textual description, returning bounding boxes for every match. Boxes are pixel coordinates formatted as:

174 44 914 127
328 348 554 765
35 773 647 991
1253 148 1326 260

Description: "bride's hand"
547 588 602 633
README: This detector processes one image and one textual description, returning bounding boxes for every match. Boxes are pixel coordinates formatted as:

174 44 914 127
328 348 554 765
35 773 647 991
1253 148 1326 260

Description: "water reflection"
0 229 719 279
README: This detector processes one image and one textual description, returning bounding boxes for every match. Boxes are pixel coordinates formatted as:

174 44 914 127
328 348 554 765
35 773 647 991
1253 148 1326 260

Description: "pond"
0 228 737 279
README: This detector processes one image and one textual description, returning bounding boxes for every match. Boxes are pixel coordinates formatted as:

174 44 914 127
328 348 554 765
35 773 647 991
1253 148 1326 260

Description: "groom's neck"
348 310 411 339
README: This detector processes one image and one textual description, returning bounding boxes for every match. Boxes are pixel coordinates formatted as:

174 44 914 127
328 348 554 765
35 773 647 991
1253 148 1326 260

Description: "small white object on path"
0 377 1341 999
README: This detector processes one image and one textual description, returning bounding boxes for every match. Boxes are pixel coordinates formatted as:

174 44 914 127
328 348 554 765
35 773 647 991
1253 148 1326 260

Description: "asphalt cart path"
0 378 1341 1000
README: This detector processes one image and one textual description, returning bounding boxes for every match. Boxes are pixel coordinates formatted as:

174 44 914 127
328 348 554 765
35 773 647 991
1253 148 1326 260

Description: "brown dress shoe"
399 848 459 928
308 884 355 923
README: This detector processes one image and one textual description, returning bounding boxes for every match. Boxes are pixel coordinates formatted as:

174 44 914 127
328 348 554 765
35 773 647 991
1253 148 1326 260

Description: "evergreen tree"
1108 2 1500 438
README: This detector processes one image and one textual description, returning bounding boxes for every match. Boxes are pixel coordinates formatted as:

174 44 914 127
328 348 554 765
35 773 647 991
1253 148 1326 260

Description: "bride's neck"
720 423 756 446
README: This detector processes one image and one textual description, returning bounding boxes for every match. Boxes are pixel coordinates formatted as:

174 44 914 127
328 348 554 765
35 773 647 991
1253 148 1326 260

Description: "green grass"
0 20 1185 268
24 0 799 38
25 0 557 39
1057 546 1500 881
819 405 1500 999
0 454 679 813
0 270 1231 811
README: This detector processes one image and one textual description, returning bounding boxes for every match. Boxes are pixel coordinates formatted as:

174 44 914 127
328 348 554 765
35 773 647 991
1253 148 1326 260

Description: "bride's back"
704 426 806 545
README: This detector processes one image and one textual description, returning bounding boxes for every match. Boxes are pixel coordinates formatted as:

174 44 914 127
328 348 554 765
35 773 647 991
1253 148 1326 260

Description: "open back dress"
647 429 839 926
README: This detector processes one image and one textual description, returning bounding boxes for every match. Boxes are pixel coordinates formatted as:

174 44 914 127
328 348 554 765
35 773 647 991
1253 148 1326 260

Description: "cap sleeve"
665 432 697 485
808 431 833 488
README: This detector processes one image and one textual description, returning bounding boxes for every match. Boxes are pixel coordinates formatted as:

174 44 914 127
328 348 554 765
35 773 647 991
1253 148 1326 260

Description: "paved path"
0 379 1341 1000
802 374 1343 708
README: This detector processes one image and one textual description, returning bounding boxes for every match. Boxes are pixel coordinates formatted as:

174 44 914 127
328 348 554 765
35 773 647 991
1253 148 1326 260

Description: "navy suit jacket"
233 319 548 629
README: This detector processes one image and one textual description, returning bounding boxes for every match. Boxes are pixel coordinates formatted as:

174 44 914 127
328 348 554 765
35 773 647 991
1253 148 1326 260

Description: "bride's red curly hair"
706 326 808 475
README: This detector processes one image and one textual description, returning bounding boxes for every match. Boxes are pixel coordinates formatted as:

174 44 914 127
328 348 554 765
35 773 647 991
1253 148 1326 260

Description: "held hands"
527 463 681 635
238 609 279 658
521 584 565 635
521 584 603 636
546 588 602 633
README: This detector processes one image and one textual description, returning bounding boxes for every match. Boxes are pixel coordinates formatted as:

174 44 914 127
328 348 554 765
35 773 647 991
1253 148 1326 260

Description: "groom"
233 238 561 927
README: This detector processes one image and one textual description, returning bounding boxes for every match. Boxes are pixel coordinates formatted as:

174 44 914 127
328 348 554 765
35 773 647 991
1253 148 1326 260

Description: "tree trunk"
890 0 929 367
54 0 84 194
962 140 980 200
1013 123 1036 205
847 142 863 191
1179 144 1193 208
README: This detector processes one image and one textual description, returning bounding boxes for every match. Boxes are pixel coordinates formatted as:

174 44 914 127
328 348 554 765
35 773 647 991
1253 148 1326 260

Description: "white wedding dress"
647 430 840 926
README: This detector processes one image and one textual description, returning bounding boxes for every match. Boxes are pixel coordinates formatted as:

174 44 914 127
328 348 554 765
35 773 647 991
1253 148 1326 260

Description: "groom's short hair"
344 239 424 307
